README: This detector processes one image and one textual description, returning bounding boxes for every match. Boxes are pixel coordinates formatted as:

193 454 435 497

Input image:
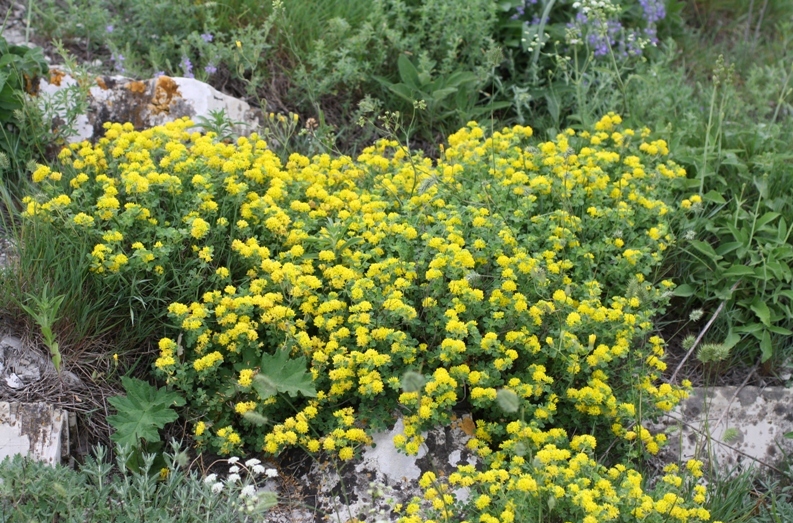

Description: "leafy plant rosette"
25 114 717 522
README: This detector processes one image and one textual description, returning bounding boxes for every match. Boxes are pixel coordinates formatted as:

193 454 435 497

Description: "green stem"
531 0 558 83
700 83 719 195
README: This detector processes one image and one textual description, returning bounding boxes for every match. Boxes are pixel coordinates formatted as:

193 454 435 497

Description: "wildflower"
204 474 217 484
211 482 224 493
180 56 194 78
240 484 256 498
201 33 214 42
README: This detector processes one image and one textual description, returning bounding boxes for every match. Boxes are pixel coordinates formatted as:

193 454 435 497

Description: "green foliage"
252 349 317 400
0 443 275 522
0 36 48 124
375 55 510 141
107 376 185 446
17 283 66 372
0 35 48 195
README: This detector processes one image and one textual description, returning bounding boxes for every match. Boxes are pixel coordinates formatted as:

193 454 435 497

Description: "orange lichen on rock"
95 77 108 90
49 69 66 87
149 76 181 115
126 80 148 94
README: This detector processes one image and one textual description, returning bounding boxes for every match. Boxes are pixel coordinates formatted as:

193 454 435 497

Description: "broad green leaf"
723 331 741 350
750 297 771 326
715 241 743 256
768 325 793 335
672 284 695 297
397 55 420 89
385 83 419 104
760 329 773 363
496 389 520 413
734 322 763 334
777 217 788 243
689 240 721 261
755 211 780 230
703 190 726 204
253 349 317 400
107 377 185 446
722 264 756 277
401 371 425 393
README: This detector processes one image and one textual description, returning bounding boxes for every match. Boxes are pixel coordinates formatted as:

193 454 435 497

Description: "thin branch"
752 0 770 50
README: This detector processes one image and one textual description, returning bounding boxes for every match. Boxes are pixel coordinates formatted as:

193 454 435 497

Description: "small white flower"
211 482 224 493
228 473 241 483
240 485 256 498
245 458 261 468
229 465 240 474
265 468 278 478
252 464 266 475
204 473 217 485
227 456 240 464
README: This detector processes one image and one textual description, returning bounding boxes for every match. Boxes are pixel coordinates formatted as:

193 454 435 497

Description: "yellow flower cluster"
26 113 702 521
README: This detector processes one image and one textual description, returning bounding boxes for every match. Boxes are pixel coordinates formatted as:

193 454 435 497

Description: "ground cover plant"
18 111 725 522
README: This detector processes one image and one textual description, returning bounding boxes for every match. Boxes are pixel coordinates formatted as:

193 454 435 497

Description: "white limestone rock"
0 402 69 466
659 386 793 473
38 72 262 143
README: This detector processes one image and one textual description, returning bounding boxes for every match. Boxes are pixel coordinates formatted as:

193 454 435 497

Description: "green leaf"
777 217 788 243
722 264 756 277
760 329 773 363
401 371 425 393
107 377 185 446
703 190 726 204
689 240 721 261
715 242 743 256
672 283 696 297
755 211 780 230
397 55 420 89
253 349 317 400
723 331 741 350
496 389 520 413
750 297 771 326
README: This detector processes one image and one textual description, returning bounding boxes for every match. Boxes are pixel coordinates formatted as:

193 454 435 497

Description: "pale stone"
37 72 262 143
267 415 477 523
0 402 69 466
659 386 793 472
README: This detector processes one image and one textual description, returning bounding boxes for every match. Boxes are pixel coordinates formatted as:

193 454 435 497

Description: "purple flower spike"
180 56 194 79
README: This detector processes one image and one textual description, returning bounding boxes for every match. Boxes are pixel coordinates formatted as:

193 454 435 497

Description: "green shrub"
0 444 277 522
19 113 723 522
0 35 49 196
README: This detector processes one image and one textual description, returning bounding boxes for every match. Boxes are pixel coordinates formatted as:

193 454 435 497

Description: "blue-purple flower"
110 52 125 73
180 56 194 79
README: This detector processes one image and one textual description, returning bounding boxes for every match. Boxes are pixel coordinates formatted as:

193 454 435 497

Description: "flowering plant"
25 113 713 522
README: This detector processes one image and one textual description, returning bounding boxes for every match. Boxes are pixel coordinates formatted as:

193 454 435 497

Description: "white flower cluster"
573 0 618 15
201 456 279 515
